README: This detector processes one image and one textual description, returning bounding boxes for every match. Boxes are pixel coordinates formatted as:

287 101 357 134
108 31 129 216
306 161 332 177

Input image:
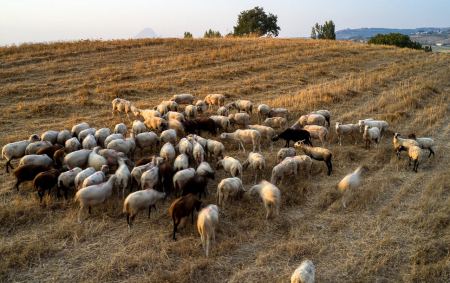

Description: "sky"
0 0 449 45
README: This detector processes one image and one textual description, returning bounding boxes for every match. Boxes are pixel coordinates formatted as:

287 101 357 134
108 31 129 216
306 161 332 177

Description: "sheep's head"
293 140 305 149
29 134 41 142
408 133 417 139
272 135 279 142
215 160 223 170
219 133 228 140
101 165 109 174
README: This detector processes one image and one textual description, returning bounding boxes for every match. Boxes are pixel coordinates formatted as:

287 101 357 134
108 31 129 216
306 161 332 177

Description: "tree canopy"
204 29 222 38
311 20 336 40
233 6 280 37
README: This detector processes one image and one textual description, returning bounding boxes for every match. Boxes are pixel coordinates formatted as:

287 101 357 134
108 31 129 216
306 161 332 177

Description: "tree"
368 33 425 50
311 20 336 40
204 29 222 38
184 32 193 39
233 6 280 37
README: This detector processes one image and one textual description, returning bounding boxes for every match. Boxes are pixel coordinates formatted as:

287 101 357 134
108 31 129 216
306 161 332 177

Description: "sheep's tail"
123 200 129 214
74 190 81 203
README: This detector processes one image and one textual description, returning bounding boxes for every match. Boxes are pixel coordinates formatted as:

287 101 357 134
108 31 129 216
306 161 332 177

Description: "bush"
184 32 193 39
368 33 426 51
204 29 222 38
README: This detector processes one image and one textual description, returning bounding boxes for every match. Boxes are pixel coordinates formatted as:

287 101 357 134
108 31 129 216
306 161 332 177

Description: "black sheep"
33 169 60 202
272 128 313 147
13 164 52 191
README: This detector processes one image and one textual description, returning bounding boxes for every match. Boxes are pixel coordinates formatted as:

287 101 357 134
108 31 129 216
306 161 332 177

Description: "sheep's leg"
78 207 84 223
126 213 131 226
172 218 179 240
205 237 210 257
5 160 13 173
326 160 332 176
148 206 152 218
191 211 195 225
14 180 21 191
414 160 419 172
254 172 258 184
285 140 289 147
428 148 434 158
88 206 92 214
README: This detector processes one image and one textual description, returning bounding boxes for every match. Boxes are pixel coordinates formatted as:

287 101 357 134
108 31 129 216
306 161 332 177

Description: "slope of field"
0 38 449 282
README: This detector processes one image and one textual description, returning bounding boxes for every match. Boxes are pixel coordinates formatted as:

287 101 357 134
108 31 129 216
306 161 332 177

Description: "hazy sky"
1 0 449 45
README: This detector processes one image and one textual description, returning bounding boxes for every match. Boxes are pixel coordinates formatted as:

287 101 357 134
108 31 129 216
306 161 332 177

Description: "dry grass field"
0 38 449 282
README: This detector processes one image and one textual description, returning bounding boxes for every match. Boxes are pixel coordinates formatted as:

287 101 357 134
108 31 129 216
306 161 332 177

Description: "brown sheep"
168 194 202 240
13 164 52 191
33 169 60 202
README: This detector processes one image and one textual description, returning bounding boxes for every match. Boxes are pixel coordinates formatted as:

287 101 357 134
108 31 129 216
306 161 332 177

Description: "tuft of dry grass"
0 38 449 282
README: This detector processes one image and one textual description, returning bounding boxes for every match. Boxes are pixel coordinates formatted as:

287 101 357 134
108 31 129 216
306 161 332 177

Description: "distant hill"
135 28 158 39
336 27 450 45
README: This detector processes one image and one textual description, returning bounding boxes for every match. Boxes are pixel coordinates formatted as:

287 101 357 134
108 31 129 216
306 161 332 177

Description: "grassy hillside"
0 38 449 282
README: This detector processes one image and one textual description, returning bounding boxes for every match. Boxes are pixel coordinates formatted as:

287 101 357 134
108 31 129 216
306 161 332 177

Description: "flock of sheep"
1 92 436 283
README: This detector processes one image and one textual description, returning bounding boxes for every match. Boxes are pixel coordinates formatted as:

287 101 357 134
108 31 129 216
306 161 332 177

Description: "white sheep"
232 99 253 114
19 154 53 167
87 147 108 171
137 109 161 120
228 113 250 128
25 141 52 155
363 125 380 149
174 154 189 171
2 134 40 173
313 109 331 126
132 120 147 135
65 137 81 153
160 142 176 163
56 130 72 145
123 188 166 228
264 117 287 129
205 139 225 161
64 149 92 169
115 157 131 198
107 137 134 157
196 161 215 178
41 130 59 144
209 115 231 132
144 117 168 132
160 100 179 111
294 141 333 176
74 167 96 190
135 132 160 155
335 122 359 146
242 152 266 184
170 93 195 104
248 180 281 219
57 167 82 193
131 162 154 189
248 124 275 151
195 100 208 113
257 104 271 123
220 129 261 152
81 165 109 189
104 133 124 148
177 138 193 156
160 129 177 144
111 98 135 120
271 157 298 185
216 156 242 177
114 123 128 136
408 133 435 158
408 145 424 172
337 165 369 208
292 155 313 179
358 119 389 138
197 204 219 257
277 147 296 163
82 134 97 150
75 175 117 223
95 128 111 147
155 103 168 115
71 122 90 137
205 93 225 109
217 106 229 116
298 114 327 127
303 125 329 146
173 168 196 194
187 134 207 149
168 119 185 137
193 141 205 164
269 108 288 119
216 177 245 207
291 260 315 283
140 166 159 190
164 111 185 122
78 128 96 142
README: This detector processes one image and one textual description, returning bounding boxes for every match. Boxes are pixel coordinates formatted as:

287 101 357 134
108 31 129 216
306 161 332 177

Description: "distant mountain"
135 28 158 39
336 27 450 40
